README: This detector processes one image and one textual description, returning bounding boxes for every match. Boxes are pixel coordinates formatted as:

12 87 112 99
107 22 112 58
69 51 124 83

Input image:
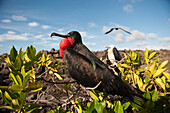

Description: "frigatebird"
105 45 122 74
105 27 131 34
51 31 144 102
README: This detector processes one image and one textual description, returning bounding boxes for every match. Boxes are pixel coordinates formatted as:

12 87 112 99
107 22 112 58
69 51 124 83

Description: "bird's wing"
63 48 103 87
105 28 114 34
119 28 132 34
112 47 122 61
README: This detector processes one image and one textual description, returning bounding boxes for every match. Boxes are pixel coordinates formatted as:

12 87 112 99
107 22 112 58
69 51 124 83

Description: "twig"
86 81 102 90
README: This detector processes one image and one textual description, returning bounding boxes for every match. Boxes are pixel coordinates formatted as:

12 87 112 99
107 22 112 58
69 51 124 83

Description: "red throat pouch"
59 37 74 58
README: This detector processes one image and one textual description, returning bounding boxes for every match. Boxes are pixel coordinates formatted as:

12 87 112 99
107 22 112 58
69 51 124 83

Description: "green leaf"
149 52 157 59
158 60 168 70
9 73 19 85
25 103 42 113
150 62 157 75
114 101 123 113
18 47 25 60
144 100 155 110
55 106 63 113
119 64 131 69
144 77 149 83
10 46 18 62
153 68 166 78
14 57 22 70
122 102 130 110
4 91 12 104
26 46 35 60
0 105 13 110
151 89 158 102
21 66 26 80
35 51 42 61
41 53 46 62
155 78 165 91
89 90 99 101
24 82 43 92
144 48 149 59
143 89 151 100
0 86 9 90
86 100 95 113
9 85 23 92
163 72 170 81
144 69 152 77
12 99 20 110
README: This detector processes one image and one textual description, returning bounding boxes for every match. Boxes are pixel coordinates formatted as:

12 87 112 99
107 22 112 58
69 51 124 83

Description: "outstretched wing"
105 27 131 34
105 28 114 34
118 28 132 34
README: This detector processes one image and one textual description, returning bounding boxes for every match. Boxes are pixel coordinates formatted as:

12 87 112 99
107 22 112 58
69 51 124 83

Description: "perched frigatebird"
105 45 122 74
105 27 131 34
51 31 144 102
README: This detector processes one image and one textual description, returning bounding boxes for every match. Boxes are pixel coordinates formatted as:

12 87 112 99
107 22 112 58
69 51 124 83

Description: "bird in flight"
105 27 132 34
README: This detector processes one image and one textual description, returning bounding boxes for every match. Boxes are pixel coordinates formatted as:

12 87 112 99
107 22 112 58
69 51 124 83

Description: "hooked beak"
51 32 70 38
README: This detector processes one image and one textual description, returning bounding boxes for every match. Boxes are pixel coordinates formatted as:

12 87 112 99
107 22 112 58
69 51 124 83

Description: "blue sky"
0 0 170 54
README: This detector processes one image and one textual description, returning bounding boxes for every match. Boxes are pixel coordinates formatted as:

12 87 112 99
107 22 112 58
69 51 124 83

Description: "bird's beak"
51 32 70 38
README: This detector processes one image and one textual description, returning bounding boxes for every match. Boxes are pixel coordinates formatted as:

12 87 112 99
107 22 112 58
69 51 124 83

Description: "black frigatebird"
105 27 131 34
51 31 144 102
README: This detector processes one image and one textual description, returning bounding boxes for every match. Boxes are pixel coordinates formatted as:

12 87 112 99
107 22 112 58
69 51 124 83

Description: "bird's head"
51 31 82 58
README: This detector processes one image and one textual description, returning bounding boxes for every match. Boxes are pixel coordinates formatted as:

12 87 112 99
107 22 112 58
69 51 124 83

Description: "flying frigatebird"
105 27 131 34
51 31 144 102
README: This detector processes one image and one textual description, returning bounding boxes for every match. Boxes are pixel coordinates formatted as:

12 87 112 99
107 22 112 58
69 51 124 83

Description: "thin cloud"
123 4 133 13
147 33 157 38
126 30 145 42
158 37 170 42
7 31 16 35
85 42 96 47
41 25 51 29
88 22 97 27
28 22 39 27
114 33 124 43
12 15 27 21
79 31 95 39
102 26 111 33
1 19 11 23
0 31 29 41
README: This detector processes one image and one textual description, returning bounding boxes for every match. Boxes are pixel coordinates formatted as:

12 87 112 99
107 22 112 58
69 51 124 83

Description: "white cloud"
7 31 16 35
79 32 87 37
1 19 11 23
28 22 39 27
135 41 148 47
0 31 29 41
126 30 145 42
102 26 110 33
147 33 157 38
85 42 96 47
41 25 51 29
168 18 170 22
123 4 133 13
35 35 44 39
79 31 95 39
57 28 65 33
114 33 124 43
12 15 27 21
88 22 97 27
158 37 170 42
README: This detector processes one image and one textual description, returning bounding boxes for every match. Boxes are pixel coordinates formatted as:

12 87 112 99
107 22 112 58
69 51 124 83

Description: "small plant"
0 46 44 112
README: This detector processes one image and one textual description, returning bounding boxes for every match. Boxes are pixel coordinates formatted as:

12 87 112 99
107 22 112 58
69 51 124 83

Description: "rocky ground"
0 48 170 112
